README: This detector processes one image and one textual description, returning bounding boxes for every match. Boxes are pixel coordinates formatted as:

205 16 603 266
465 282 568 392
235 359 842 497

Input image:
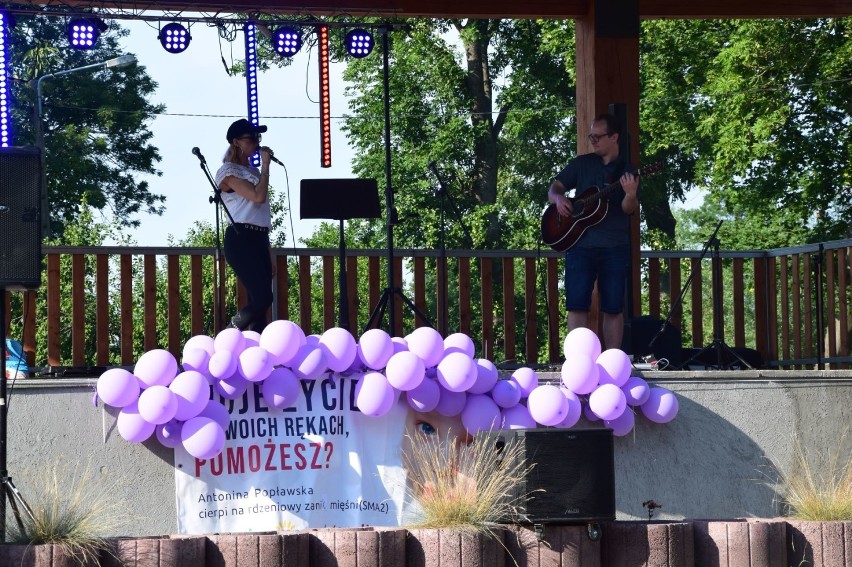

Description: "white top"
214 162 272 228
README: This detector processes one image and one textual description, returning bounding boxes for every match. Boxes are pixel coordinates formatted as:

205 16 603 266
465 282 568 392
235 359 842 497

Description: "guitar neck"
579 166 644 203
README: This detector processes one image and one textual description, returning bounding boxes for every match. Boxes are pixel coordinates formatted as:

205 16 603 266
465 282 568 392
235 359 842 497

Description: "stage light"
159 22 191 54
272 27 302 58
344 28 373 58
244 22 261 167
67 17 106 50
318 25 331 168
0 11 10 147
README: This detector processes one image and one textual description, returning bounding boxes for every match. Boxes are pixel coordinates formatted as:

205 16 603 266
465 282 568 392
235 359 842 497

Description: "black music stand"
301 179 381 331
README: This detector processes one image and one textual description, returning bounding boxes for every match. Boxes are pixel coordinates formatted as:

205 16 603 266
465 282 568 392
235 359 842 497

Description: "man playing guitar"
546 113 639 351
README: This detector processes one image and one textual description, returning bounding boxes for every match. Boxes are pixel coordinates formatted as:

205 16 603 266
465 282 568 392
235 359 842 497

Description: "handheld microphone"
260 146 285 167
191 147 206 165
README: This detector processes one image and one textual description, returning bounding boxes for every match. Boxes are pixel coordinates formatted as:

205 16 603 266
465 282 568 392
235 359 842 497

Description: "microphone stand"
193 148 239 333
428 161 474 337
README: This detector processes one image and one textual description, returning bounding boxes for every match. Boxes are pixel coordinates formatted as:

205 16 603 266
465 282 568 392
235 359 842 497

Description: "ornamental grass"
778 434 852 521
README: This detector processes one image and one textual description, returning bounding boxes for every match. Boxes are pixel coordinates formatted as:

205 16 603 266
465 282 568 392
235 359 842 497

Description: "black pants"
224 225 272 332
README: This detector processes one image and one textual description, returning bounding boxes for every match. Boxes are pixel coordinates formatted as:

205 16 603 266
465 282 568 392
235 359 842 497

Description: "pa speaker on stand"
0 146 43 290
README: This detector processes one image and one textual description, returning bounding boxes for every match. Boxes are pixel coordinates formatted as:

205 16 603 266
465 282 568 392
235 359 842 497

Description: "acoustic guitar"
540 161 664 252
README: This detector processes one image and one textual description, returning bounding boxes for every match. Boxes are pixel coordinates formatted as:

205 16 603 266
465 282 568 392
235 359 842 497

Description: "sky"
115 17 357 247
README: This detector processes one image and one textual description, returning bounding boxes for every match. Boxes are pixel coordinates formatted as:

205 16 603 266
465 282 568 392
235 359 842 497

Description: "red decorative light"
318 25 331 168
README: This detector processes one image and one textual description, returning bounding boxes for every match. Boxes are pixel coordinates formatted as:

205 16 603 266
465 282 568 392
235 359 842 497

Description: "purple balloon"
138 385 179 425
561 354 599 395
491 379 522 408
198 400 231 430
214 327 246 355
554 388 582 429
242 330 261 349
357 328 395 370
406 377 441 412
386 351 426 391
563 327 602 360
596 349 632 387
288 344 328 380
461 394 501 435
435 387 467 417
208 350 238 381
117 401 156 443
406 327 445 368
589 383 627 421
583 403 600 422
262 367 302 409
259 320 306 366
436 352 478 393
622 376 651 406
183 334 215 358
155 420 183 449
443 333 475 358
97 368 140 408
181 348 212 382
469 359 499 395
511 367 539 397
134 349 178 389
169 370 210 421
527 385 569 426
355 371 395 417
391 337 409 354
215 374 248 400
238 346 273 382
501 404 537 429
181 417 226 459
319 327 357 372
305 334 321 346
605 407 635 436
641 387 679 424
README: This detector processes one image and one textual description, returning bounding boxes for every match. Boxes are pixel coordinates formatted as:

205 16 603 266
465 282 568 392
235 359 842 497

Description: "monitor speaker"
0 146 43 290
476 428 615 523
623 315 682 366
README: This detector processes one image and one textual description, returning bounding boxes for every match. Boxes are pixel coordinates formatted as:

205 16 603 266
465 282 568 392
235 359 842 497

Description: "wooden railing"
3 240 850 370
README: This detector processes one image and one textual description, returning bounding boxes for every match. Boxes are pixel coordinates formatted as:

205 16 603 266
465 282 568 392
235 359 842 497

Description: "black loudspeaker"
476 428 615 523
0 146 43 290
623 315 682 366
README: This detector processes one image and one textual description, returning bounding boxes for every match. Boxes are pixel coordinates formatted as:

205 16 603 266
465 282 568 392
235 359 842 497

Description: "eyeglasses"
588 132 611 143
238 133 261 142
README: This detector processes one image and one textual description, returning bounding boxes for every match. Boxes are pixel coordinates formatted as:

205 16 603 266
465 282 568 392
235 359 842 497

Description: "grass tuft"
777 435 852 521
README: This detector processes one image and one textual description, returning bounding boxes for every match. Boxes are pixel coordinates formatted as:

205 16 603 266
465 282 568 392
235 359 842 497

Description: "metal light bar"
0 12 11 147
244 22 260 167
318 25 331 168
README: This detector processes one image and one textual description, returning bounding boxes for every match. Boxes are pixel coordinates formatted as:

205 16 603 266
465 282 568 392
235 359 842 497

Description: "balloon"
208 350 238 381
305 334 321 346
259 320 306 366
391 337 409 354
134 349 178 389
319 327 357 372
242 330 261 349
443 333 475 358
138 385 179 425
198 400 231 430
116 401 156 443
469 359 499 395
238 346 273 382
491 379 522 408
214 327 246 355
435 387 466 417
527 385 569 426
406 377 441 413
155 420 183 449
215 374 248 400
357 328 395 370
597 349 632 387
501 404 537 429
563 327 602 360
355 372 395 417
461 394 501 435
583 403 600 422
288 344 328 380
641 388 679 424
183 334 215 358
181 348 212 382
386 351 426 391
511 367 539 397
262 367 302 409
605 408 635 436
622 376 651 406
181 417 226 459
169 370 210 421
589 383 627 421
436 352 478 393
561 354 599 395
554 388 582 429
406 327 445 368
97 368 140 408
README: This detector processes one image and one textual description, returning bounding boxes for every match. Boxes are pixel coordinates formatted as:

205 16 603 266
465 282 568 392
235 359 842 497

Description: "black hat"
226 119 268 142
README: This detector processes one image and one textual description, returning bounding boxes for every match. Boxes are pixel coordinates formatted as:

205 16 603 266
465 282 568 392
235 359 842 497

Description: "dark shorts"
564 245 629 313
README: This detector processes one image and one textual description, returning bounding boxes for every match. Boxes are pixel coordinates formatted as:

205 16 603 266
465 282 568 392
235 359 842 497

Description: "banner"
175 375 410 533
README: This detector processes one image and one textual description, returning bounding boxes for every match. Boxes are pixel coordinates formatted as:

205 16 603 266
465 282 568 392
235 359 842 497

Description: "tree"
9 10 165 237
